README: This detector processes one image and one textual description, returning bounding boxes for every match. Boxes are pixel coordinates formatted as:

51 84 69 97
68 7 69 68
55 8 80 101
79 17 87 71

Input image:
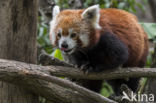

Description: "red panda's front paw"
74 64 80 69
79 63 94 74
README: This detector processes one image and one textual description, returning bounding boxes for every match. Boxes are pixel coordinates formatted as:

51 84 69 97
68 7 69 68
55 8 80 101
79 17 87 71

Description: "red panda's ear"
82 5 101 29
52 6 60 19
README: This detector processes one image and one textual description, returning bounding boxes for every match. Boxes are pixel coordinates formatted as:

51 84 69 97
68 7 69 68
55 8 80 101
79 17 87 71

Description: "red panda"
49 5 148 95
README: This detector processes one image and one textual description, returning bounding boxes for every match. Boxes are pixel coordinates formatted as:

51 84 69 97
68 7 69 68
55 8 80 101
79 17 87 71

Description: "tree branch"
38 54 156 80
1 55 156 103
49 66 156 80
0 59 116 103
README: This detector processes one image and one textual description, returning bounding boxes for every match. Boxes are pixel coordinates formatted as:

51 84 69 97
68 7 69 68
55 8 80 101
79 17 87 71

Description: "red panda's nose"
61 42 68 49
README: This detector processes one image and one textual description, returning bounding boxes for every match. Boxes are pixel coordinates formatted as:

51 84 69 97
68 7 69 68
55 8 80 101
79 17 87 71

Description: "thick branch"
38 54 156 80
0 59 115 103
0 58 156 103
0 53 156 103
0 60 98 103
2 56 156 80
49 66 156 80
1 57 156 103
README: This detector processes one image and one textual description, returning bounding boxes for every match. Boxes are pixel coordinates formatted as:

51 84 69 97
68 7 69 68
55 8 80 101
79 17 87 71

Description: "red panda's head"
49 5 101 54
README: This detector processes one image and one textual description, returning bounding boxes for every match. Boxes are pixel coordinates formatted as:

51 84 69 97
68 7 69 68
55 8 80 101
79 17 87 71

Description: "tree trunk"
148 0 156 22
0 0 38 103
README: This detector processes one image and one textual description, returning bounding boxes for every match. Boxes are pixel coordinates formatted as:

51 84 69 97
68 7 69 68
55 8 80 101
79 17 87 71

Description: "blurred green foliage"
38 0 156 99
141 23 156 42
101 82 113 97
38 17 53 54
141 23 156 67
55 0 147 13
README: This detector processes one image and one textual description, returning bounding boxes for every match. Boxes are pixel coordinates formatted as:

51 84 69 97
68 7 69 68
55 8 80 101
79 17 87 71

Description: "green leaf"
136 3 144 11
100 4 105 8
52 49 63 60
118 2 125 9
44 46 53 54
101 82 113 97
130 5 136 13
140 23 156 40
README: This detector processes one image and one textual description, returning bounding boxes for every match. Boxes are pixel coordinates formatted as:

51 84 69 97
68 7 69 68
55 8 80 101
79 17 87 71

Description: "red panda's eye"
71 33 77 38
58 33 61 38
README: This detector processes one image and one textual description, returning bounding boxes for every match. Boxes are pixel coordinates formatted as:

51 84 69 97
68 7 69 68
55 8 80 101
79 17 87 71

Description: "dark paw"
73 64 80 69
79 63 94 74
73 62 89 69
73 63 94 74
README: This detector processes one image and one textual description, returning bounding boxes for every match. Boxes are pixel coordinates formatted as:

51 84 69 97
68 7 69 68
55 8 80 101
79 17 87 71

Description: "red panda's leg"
74 79 103 93
81 32 129 72
108 56 148 96
107 78 140 96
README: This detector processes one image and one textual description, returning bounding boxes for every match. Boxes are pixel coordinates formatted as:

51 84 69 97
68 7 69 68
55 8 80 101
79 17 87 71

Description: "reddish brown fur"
55 8 148 67
98 9 148 67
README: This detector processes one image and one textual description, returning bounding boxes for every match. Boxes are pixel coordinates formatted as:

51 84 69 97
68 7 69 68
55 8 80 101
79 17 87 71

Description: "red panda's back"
99 8 148 67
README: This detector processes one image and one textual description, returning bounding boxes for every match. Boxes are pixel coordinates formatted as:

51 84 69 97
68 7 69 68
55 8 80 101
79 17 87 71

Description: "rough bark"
0 58 156 80
148 0 156 22
0 0 38 103
39 54 156 80
1 58 156 102
0 59 115 103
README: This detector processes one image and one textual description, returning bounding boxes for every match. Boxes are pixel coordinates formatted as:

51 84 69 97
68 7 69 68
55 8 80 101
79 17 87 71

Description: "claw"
81 65 88 71
74 65 79 69
82 62 90 68
84 69 89 74
74 62 94 73
80 65 85 69
81 64 93 74
85 66 94 74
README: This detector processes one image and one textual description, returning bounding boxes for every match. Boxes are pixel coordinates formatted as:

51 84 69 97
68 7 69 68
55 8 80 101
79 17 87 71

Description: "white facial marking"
68 28 73 35
59 35 76 52
82 5 101 29
79 34 89 47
